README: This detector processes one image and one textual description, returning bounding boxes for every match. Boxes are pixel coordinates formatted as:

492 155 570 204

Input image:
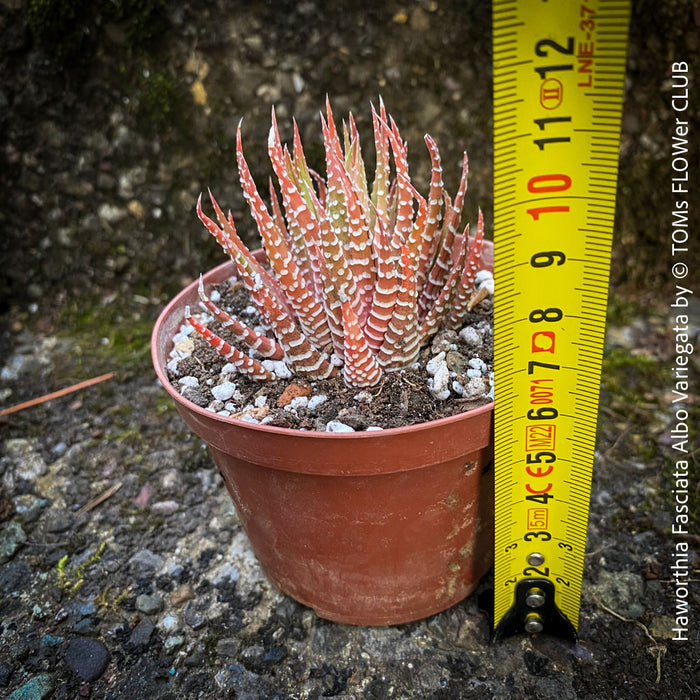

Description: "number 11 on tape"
491 0 631 640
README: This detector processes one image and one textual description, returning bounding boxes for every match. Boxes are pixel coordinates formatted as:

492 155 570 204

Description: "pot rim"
152 258 494 441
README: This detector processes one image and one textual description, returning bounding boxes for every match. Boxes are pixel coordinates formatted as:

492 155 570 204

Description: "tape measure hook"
492 578 577 643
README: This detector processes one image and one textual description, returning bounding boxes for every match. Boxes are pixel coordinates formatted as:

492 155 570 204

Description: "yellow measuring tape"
492 0 631 639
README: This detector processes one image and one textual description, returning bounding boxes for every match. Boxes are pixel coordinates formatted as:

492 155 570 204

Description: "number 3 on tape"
491 0 631 640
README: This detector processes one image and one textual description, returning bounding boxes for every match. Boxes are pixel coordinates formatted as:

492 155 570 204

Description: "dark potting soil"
166 276 494 431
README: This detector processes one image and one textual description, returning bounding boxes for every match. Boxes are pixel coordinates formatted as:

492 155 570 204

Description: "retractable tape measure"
491 0 631 639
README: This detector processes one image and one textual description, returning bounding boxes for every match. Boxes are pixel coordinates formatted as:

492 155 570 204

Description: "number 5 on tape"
491 0 631 640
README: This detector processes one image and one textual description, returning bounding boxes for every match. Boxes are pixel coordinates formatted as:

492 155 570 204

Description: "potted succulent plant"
151 99 495 625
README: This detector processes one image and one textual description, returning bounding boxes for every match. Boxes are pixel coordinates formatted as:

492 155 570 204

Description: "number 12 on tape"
491 0 631 640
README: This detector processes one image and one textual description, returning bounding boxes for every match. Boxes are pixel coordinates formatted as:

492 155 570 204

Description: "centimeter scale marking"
492 0 631 639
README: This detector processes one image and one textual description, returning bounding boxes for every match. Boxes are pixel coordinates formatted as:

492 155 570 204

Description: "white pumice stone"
426 351 446 376
254 395 268 408
262 360 292 378
211 381 236 401
172 330 191 344
173 339 195 357
428 359 451 400
459 326 481 346
178 376 199 388
475 270 495 294
288 396 309 410
469 357 487 372
308 395 328 411
460 376 489 399
326 420 355 433
354 391 373 404
221 363 237 375
365 426 384 431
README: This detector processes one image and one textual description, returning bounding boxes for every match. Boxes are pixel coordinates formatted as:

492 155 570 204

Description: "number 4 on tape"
490 0 631 640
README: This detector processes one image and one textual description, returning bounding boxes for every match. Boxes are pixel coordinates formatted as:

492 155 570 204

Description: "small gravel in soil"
166 276 494 431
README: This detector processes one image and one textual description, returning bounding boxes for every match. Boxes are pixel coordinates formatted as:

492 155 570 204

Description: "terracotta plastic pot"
152 247 494 625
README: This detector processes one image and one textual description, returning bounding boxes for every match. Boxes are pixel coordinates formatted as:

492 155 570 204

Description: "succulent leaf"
185 306 276 382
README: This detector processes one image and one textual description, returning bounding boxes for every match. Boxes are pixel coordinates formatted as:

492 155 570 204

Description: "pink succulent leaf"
331 141 376 326
291 121 324 212
340 294 383 388
308 180 360 361
269 171 316 297
324 95 345 162
363 214 398 353
377 244 420 369
445 208 486 330
198 194 300 340
315 126 361 307
419 231 467 342
238 123 332 350
344 114 369 197
388 115 405 152
241 263 336 380
197 192 239 259
268 116 332 321
268 178 291 246
267 119 324 299
416 134 445 296
408 186 428 267
308 169 328 207
382 117 414 258
370 103 391 232
342 119 352 159
196 194 263 301
185 306 276 382
268 307 337 379
197 277 284 360
321 116 350 248
202 192 289 314
420 151 469 316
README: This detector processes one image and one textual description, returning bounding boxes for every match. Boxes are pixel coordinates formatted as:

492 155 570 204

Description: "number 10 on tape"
491 0 631 639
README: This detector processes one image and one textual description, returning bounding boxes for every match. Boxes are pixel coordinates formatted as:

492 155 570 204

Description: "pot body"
152 249 494 625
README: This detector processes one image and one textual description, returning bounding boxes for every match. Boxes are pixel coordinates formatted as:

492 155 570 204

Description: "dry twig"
76 481 123 516
591 591 666 683
0 372 116 417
